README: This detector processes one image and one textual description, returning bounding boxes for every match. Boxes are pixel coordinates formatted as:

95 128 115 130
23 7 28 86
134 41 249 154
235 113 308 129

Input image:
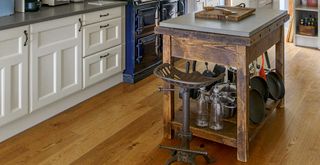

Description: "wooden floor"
0 43 320 165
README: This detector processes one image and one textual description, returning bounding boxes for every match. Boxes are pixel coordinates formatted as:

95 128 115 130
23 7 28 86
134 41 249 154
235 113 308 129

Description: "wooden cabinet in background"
0 26 29 126
30 15 83 112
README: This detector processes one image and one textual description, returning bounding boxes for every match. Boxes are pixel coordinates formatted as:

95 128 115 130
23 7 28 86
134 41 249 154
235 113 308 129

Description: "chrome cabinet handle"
100 13 109 17
78 18 83 32
100 53 110 59
100 24 109 28
24 30 28 46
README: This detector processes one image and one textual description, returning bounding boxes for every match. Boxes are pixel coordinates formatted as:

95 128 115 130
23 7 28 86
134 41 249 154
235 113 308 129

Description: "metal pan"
266 71 285 100
250 89 266 124
250 76 269 102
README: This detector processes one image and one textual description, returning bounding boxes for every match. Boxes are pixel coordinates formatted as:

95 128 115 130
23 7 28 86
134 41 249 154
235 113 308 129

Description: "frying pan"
250 76 269 102
266 70 285 100
250 89 266 124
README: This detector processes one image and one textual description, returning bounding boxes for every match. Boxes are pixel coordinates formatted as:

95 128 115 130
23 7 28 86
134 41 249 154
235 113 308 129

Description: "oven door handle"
136 40 143 64
136 11 144 35
178 0 185 15
155 34 161 57
162 8 168 20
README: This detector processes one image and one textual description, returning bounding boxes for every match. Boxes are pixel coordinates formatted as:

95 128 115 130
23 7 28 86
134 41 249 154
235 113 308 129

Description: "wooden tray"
195 6 256 22
298 24 317 36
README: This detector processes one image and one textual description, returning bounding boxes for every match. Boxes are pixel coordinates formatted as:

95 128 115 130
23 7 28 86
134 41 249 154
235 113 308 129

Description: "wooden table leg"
236 46 249 162
162 35 175 139
276 25 285 108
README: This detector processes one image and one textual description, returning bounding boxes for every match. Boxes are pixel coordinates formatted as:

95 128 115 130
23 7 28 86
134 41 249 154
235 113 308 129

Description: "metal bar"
159 145 208 155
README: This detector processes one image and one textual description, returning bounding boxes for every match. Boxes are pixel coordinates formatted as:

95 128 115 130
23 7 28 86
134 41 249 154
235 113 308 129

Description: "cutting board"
195 6 256 22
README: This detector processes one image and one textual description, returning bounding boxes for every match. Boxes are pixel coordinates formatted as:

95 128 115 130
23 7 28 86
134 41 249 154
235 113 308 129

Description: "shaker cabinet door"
83 45 122 88
30 15 82 112
0 26 29 126
83 18 122 57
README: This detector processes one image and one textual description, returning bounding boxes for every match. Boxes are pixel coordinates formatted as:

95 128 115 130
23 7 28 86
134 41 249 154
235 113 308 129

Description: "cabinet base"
0 73 123 142
123 60 162 83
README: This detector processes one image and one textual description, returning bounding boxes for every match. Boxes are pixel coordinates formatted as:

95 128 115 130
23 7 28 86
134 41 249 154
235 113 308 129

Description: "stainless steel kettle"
25 0 41 12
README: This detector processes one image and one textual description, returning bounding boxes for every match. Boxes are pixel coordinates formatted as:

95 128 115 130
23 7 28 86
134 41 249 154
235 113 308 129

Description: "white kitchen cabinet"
30 15 82 112
83 18 122 57
0 26 29 126
83 45 122 88
82 7 122 25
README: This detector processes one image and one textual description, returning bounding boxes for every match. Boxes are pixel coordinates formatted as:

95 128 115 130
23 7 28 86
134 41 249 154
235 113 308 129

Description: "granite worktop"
0 1 127 31
159 8 288 37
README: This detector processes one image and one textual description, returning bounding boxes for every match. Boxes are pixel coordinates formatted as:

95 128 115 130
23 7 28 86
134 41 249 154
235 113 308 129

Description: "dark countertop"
159 8 288 37
0 1 127 31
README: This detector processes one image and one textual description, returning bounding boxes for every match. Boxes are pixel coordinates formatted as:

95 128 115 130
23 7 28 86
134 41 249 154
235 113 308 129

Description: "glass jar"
195 88 209 127
209 87 224 130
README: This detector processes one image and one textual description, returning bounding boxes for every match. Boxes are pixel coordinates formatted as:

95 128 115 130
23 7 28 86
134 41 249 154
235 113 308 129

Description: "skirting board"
0 73 123 142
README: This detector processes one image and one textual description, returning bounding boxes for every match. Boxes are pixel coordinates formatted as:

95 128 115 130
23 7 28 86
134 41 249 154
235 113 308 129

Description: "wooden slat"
236 45 250 162
155 26 251 46
171 37 238 67
249 14 289 45
276 25 285 107
248 28 281 63
195 7 256 22
162 35 175 139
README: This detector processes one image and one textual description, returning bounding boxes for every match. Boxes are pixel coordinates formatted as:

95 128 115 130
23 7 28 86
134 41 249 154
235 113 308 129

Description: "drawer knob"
100 13 110 17
100 24 110 28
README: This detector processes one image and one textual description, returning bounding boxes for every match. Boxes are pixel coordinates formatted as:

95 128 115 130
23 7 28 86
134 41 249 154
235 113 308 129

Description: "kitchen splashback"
0 0 14 17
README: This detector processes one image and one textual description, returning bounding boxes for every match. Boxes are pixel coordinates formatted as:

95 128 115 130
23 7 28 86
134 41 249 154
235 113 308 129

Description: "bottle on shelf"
195 87 209 127
301 0 307 6
298 15 317 36
209 86 223 131
307 0 318 7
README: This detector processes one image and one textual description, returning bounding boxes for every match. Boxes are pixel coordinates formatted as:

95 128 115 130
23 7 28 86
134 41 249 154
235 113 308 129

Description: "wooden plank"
276 25 285 107
162 35 175 139
171 37 238 67
171 121 237 148
195 7 256 22
248 28 281 63
286 17 294 43
155 26 251 46
249 15 289 45
236 46 249 162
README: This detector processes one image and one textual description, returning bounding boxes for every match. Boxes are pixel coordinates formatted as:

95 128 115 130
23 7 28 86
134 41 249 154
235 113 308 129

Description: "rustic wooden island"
155 8 289 162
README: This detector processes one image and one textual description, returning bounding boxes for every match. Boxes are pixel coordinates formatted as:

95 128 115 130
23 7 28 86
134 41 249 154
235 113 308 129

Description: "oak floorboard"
0 43 319 165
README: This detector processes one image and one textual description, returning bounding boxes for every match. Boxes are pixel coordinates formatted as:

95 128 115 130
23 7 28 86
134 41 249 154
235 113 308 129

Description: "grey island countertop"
159 8 288 37
0 1 127 31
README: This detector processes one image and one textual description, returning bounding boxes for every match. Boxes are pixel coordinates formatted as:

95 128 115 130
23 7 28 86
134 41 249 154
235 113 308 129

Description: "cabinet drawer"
83 7 122 25
0 26 27 60
83 18 122 57
83 45 122 88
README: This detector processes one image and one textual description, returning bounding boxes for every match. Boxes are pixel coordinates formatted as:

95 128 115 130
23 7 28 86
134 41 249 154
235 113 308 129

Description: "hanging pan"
250 76 269 102
266 70 285 101
249 89 266 124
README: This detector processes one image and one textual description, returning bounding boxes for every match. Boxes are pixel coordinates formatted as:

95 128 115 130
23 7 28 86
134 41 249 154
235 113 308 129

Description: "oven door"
160 0 178 21
135 34 160 73
136 6 157 36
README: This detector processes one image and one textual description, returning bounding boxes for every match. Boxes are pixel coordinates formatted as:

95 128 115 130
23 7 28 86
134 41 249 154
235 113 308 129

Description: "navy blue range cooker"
123 0 186 83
